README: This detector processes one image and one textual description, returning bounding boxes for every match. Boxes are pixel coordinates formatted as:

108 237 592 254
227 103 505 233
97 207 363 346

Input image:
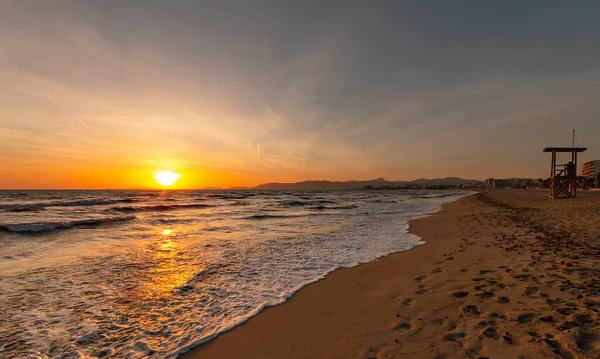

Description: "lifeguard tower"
543 146 587 199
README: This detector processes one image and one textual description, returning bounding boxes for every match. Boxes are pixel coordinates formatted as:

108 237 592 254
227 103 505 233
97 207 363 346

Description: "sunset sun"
154 171 181 187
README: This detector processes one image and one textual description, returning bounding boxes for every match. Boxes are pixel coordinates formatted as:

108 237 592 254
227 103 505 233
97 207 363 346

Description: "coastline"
178 192 474 359
179 190 600 359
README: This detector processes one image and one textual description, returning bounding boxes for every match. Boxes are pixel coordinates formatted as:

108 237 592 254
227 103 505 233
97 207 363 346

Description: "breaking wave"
111 203 213 213
242 214 301 220
0 216 136 233
0 198 135 212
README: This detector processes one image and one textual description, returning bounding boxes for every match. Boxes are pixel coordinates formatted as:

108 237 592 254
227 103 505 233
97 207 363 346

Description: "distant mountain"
252 177 480 190
254 180 358 190
410 177 478 186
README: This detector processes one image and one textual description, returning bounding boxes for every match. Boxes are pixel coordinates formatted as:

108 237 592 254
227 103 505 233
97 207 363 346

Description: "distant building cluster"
362 183 483 190
485 178 546 189
486 159 600 190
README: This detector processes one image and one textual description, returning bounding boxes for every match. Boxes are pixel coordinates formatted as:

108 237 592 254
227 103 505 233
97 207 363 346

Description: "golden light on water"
153 171 181 187
141 228 197 299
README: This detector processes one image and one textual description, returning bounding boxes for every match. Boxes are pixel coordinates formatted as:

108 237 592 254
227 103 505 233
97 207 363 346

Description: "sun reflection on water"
141 228 198 299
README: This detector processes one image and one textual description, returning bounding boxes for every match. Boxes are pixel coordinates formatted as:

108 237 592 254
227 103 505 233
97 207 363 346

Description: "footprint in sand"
415 288 428 295
514 274 533 282
575 330 600 352
461 304 481 316
487 312 506 319
452 291 469 298
517 313 538 323
401 298 412 306
556 306 575 316
477 291 494 299
544 337 574 359
442 332 466 341
476 320 493 328
524 286 539 297
480 327 497 339
393 322 411 332
497 296 510 304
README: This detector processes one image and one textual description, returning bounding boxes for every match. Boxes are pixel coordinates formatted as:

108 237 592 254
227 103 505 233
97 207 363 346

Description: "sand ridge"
180 190 600 359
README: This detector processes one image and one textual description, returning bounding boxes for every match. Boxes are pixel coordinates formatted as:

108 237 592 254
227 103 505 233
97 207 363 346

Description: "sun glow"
154 171 181 187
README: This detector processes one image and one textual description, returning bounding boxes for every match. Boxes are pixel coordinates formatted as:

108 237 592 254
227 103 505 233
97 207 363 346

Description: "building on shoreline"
486 175 600 190
582 160 600 178
485 178 545 189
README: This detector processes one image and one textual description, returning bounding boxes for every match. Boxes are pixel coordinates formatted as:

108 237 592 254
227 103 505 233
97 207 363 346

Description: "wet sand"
180 190 600 359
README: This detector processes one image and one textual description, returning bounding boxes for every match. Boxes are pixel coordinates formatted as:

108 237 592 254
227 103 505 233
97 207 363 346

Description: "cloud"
1 1 600 187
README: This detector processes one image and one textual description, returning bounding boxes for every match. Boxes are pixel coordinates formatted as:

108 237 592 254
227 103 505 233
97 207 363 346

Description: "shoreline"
179 189 600 358
174 192 473 358
178 192 477 358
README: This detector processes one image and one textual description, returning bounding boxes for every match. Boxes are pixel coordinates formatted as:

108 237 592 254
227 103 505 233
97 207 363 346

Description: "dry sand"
180 190 600 359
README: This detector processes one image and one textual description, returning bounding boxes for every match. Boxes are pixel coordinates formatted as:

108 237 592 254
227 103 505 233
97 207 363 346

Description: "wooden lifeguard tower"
543 146 587 199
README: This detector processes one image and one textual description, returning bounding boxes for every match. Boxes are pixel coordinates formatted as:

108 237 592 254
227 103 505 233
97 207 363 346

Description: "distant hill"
252 177 481 190
410 177 479 186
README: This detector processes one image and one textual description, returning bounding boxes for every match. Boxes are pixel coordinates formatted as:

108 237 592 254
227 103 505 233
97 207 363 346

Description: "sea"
0 189 471 358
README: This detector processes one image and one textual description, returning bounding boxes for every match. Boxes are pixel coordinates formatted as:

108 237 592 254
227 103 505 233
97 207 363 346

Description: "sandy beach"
180 189 600 359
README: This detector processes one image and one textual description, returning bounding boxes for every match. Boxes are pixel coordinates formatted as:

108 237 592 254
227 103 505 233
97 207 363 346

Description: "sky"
1 0 600 189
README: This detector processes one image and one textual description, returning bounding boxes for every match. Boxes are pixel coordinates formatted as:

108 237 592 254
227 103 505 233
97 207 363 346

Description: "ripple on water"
0 190 472 358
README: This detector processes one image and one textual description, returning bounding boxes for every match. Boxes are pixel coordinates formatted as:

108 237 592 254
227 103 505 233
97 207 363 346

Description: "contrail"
257 142 260 158
47 95 86 125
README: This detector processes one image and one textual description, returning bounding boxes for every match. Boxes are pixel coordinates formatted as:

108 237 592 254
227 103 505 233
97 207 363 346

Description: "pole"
572 129 575 163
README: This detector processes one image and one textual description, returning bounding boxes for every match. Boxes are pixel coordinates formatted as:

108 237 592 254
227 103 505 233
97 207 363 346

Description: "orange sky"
1 1 599 189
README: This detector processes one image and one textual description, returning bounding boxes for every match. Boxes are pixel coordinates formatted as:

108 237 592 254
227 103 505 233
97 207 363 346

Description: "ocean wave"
206 193 254 200
202 225 233 232
153 218 195 224
279 199 339 207
0 216 136 233
112 203 213 213
242 214 300 220
372 199 398 203
0 198 135 212
413 193 461 199
280 200 308 206
229 201 250 206
4 206 47 213
0 190 471 359
309 204 359 210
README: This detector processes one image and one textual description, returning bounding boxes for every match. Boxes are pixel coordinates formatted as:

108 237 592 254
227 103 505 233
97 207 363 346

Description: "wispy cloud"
1 0 600 187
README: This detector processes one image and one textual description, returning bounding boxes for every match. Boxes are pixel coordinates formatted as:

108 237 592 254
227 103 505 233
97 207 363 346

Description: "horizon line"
0 176 491 191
